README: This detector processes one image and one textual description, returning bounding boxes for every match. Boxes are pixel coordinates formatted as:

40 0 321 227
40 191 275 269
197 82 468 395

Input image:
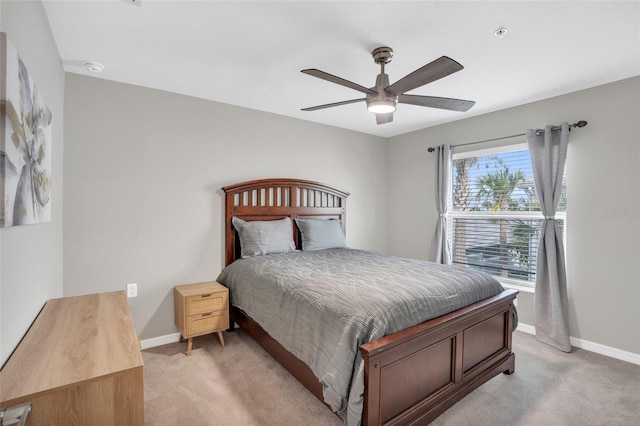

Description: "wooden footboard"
360 289 517 425
230 288 517 426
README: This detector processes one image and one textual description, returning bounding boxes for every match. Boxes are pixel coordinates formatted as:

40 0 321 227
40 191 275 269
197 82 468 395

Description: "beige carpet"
143 330 640 425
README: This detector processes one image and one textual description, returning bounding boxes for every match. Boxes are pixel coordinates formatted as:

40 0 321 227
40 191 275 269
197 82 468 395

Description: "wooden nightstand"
174 281 229 356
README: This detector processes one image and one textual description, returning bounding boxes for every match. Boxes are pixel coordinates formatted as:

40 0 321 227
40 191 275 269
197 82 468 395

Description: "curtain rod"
427 120 587 153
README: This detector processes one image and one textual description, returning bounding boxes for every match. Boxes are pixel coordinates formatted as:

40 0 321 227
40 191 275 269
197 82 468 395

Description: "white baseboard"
140 332 181 350
517 322 640 365
569 336 640 365
516 323 536 335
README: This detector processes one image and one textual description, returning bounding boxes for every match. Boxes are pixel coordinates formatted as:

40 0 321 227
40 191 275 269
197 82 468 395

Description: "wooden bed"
222 178 517 426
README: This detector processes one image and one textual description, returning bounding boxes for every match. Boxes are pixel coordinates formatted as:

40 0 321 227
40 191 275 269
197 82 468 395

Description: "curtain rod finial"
575 120 587 128
427 147 435 153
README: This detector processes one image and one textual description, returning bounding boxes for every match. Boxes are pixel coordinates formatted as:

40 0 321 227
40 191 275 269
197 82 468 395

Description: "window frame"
448 142 567 292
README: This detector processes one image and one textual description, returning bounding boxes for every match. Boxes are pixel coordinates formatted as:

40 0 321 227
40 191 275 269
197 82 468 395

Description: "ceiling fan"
301 47 475 125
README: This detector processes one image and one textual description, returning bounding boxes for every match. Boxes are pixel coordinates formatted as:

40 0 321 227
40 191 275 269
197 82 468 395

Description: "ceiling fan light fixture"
367 100 396 114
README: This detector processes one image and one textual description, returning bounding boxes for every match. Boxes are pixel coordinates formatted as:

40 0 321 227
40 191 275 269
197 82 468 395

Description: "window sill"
498 280 535 294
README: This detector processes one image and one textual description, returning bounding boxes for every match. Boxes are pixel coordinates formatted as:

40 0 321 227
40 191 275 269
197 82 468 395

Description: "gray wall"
0 1 65 365
387 76 640 355
2 1 637 364
63 74 388 340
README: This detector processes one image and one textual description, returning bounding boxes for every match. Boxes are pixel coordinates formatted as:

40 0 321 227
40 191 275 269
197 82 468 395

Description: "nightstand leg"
179 335 184 343
187 338 193 356
217 331 225 347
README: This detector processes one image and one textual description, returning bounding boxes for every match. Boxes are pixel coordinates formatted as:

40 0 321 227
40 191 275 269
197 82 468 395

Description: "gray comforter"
216 249 511 425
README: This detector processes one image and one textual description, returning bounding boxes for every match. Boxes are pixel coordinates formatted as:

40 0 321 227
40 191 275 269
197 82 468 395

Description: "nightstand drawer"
185 292 228 316
186 311 227 336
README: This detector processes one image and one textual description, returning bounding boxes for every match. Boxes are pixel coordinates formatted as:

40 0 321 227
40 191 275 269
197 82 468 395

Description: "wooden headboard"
222 178 350 266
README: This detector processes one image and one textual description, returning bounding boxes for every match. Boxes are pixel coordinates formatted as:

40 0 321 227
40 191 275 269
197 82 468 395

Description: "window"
449 143 566 287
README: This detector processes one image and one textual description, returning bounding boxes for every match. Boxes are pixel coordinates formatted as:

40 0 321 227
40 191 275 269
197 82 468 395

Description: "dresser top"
0 291 143 403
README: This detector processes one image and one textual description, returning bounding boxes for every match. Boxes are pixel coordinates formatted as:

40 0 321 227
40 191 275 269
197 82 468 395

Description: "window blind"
449 148 566 285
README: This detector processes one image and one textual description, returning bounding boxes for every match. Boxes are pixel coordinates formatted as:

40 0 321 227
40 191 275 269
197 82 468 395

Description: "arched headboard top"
222 178 350 199
222 178 349 266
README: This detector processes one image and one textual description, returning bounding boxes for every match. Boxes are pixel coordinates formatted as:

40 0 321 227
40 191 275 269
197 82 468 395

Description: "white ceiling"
42 0 640 138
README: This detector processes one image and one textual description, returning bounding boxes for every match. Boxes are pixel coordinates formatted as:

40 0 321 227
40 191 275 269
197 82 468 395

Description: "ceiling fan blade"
301 98 365 111
398 94 475 112
385 56 464 96
375 112 394 125
301 69 377 96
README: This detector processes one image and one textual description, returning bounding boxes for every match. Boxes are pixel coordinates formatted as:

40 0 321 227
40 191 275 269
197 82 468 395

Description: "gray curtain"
429 144 452 264
526 122 571 352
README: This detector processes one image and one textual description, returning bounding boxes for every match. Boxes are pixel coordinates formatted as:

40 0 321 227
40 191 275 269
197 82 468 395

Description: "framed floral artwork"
1 32 52 228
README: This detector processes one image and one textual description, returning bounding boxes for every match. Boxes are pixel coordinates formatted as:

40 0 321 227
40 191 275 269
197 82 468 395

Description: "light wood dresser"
0 291 144 425
174 281 229 356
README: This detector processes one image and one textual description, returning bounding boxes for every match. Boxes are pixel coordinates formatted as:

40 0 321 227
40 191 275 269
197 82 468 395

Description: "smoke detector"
83 62 105 73
494 28 508 39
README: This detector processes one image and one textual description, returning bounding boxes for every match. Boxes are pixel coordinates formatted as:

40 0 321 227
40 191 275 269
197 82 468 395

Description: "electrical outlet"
126 283 137 298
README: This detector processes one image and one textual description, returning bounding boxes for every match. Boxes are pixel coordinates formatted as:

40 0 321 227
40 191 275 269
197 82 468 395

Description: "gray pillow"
232 217 296 258
295 218 347 251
